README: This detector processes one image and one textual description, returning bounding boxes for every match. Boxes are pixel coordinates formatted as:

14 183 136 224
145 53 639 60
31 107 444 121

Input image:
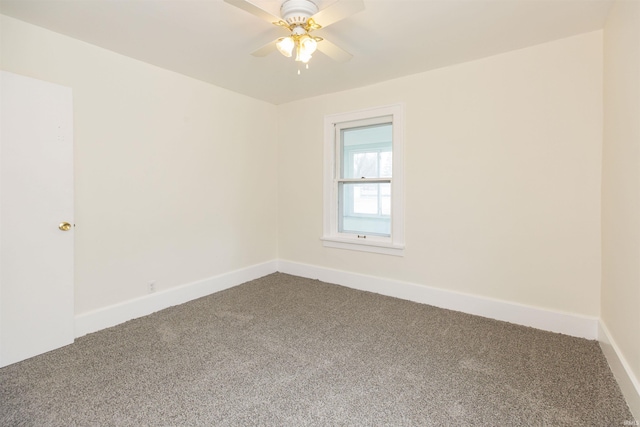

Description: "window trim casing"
322 104 405 256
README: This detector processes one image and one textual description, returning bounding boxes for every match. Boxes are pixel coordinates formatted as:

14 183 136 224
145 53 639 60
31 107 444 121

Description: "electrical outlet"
148 281 156 293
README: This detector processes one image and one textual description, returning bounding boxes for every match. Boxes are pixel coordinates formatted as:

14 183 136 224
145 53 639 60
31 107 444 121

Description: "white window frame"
322 104 405 256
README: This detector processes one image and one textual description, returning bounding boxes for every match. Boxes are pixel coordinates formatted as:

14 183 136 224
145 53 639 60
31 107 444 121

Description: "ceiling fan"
224 0 364 66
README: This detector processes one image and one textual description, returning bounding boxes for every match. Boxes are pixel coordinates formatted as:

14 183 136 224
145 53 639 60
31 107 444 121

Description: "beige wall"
602 0 640 410
1 15 279 314
278 31 603 317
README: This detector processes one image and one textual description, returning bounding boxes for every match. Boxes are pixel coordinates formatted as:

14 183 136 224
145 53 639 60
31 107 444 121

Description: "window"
322 104 404 256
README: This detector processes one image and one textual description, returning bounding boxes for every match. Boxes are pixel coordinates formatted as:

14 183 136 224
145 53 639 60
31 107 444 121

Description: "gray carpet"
0 273 634 426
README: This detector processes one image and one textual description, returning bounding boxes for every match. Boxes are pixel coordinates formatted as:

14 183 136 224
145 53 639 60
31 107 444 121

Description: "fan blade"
317 39 353 62
251 39 278 57
312 0 364 28
223 0 281 24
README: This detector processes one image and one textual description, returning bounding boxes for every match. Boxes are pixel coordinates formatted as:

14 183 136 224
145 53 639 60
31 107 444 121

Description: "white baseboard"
74 260 278 338
277 260 599 339
599 321 640 421
75 258 600 341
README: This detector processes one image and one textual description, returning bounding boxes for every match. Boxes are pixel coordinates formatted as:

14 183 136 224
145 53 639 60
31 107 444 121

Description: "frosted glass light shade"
295 45 312 63
300 35 317 55
276 37 294 57
299 51 312 63
299 49 311 64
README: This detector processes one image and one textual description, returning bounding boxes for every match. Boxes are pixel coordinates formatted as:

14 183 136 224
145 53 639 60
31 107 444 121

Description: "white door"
0 71 74 367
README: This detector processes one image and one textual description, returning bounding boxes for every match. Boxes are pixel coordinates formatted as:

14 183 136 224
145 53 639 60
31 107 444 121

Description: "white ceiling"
0 0 614 105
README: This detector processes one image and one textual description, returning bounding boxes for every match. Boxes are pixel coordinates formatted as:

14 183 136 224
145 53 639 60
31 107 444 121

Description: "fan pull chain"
296 63 309 75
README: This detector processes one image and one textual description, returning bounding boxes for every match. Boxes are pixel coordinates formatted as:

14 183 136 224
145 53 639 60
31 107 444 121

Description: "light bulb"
276 37 294 58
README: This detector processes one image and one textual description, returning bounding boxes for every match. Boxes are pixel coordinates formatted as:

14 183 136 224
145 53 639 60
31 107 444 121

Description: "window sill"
321 237 405 257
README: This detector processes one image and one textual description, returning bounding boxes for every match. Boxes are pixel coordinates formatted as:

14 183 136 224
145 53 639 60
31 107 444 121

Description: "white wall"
278 31 603 318
602 0 640 417
0 15 278 315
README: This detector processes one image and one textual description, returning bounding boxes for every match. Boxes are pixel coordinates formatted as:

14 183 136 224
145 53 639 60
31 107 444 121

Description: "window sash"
338 181 391 237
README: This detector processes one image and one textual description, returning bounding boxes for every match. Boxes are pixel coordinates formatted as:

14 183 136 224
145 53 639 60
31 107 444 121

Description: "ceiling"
0 0 614 105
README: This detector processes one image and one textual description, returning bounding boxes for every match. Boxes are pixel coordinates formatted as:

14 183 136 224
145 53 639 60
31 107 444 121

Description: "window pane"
353 183 378 214
341 123 392 179
339 182 391 237
353 152 378 178
380 151 392 178
380 182 391 215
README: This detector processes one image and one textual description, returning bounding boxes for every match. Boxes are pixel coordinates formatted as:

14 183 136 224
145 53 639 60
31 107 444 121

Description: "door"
0 71 74 367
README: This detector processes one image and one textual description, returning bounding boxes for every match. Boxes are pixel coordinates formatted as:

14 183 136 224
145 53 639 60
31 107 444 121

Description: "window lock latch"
357 235 367 239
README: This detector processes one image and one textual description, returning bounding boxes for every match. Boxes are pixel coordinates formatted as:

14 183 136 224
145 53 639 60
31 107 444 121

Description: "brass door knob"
58 222 72 231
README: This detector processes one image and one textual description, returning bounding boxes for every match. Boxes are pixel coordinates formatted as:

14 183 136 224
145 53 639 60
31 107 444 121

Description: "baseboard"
277 260 599 339
75 260 278 338
599 321 640 421
75 258 600 340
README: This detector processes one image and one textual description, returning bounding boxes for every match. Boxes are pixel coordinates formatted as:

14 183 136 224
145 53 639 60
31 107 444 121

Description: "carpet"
0 273 634 426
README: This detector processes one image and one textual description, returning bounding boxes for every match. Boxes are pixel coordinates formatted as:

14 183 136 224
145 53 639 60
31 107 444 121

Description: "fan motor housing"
280 0 319 26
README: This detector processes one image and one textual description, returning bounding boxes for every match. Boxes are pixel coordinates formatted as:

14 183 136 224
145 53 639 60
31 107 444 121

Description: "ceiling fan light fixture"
276 37 295 57
224 0 361 68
